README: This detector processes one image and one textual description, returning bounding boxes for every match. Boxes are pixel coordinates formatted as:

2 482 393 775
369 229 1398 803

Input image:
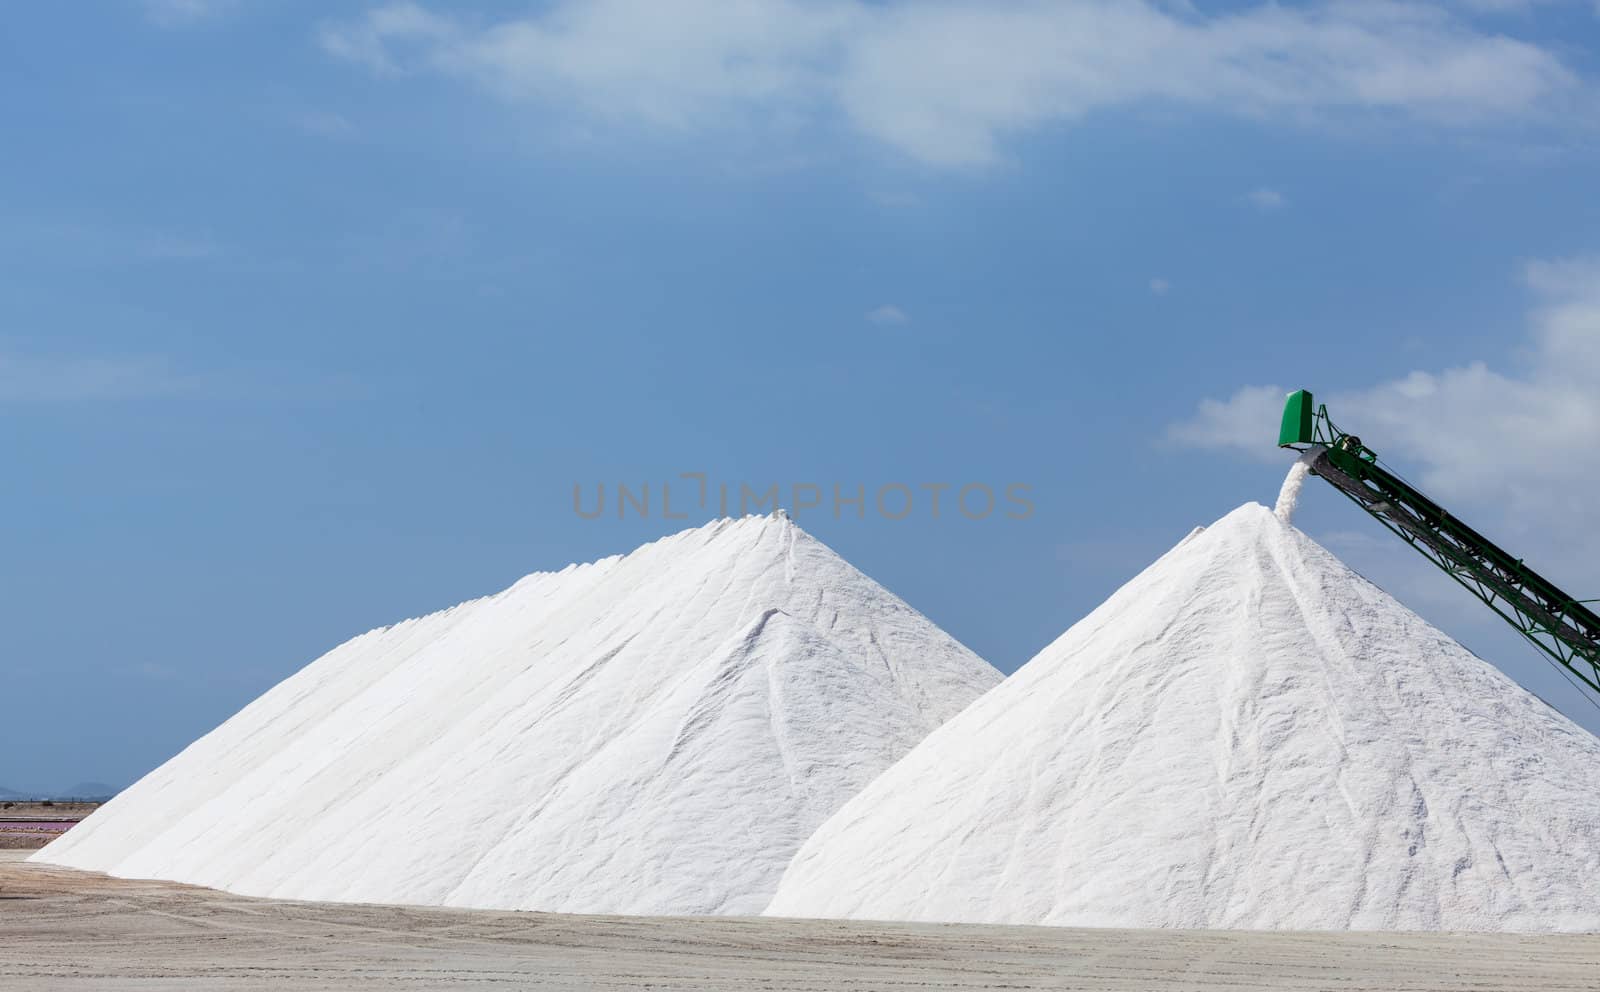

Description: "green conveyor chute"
1278 389 1600 698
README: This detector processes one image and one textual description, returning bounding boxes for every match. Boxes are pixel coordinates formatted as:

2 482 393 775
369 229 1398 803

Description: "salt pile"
766 502 1600 931
36 515 1000 915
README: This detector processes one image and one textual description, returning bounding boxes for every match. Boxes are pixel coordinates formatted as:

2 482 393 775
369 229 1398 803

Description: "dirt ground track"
4 852 1599 991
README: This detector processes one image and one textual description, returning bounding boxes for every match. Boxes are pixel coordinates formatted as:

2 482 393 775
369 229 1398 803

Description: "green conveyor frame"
1278 389 1600 698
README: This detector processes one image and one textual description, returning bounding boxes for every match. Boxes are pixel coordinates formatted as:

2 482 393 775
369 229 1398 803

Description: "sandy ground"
3 852 1599 991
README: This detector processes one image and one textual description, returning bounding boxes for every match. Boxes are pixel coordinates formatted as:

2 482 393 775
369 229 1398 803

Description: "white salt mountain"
37 515 1000 915
767 503 1600 931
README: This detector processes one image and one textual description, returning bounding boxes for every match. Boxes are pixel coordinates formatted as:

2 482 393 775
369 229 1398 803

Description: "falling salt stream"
1274 456 1314 524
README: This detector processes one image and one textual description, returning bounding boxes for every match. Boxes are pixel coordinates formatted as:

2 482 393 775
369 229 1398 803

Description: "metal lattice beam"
1279 394 1600 701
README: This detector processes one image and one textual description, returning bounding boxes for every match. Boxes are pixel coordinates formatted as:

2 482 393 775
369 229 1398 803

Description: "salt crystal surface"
35 516 1000 915
766 503 1600 931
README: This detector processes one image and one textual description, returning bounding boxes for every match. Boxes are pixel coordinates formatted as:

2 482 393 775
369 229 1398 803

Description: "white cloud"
866 304 909 325
319 1 1589 167
0 352 195 402
1149 277 1172 296
1166 383 1285 457
1246 187 1288 209
1167 254 1600 566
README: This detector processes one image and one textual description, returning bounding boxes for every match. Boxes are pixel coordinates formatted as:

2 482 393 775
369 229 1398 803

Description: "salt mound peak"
37 514 1001 915
766 502 1600 931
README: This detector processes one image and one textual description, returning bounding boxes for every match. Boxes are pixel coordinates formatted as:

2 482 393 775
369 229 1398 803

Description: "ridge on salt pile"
35 515 1000 915
766 503 1600 931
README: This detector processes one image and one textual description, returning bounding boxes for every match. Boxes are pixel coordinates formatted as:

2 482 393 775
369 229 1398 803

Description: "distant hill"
0 783 120 802
53 783 119 801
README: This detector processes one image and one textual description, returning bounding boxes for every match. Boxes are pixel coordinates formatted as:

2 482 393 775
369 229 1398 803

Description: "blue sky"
4 0 1599 791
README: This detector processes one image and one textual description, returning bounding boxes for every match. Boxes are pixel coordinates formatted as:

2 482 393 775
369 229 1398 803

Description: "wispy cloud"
319 1 1591 168
1149 277 1172 296
866 304 909 325
868 190 922 209
131 231 220 261
1450 0 1577 12
122 662 179 682
337 206 473 272
316 3 455 75
292 110 355 139
2 219 222 266
0 351 197 403
1245 188 1288 210
143 0 233 28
